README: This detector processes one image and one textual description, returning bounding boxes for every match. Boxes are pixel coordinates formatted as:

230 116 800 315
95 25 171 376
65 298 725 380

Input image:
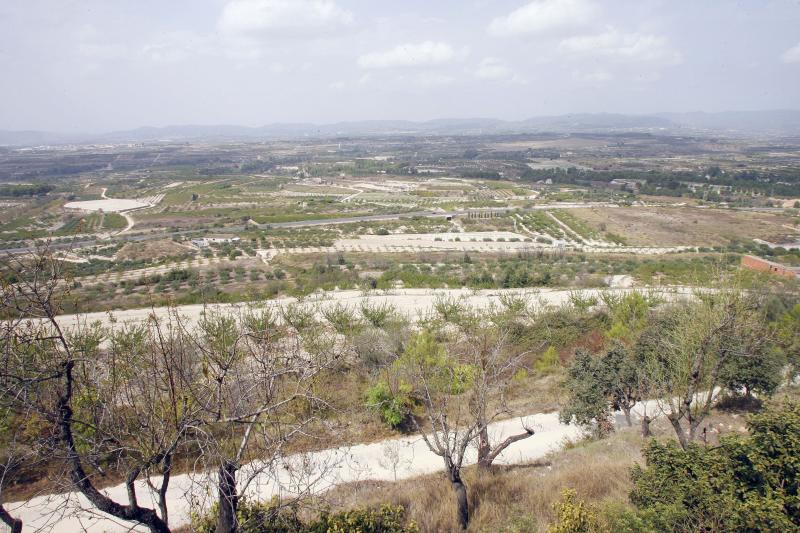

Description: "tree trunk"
689 420 699 443
58 381 171 533
216 460 239 533
668 416 689 450
158 455 172 526
641 415 652 438
623 406 632 427
477 426 491 471
0 505 22 533
450 476 469 531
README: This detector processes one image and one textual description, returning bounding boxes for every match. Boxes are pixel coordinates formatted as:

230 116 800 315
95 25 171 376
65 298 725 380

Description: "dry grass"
116 238 196 261
315 427 646 532
311 402 772 532
570 206 795 247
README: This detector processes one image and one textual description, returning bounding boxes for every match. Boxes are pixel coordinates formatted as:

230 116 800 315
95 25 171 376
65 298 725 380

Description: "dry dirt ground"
570 206 796 246
115 238 196 261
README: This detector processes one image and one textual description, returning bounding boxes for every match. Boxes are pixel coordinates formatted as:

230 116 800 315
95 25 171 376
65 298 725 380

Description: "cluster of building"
191 235 240 248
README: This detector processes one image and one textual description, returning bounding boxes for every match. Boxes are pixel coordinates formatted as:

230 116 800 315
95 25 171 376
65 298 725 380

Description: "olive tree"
559 349 615 438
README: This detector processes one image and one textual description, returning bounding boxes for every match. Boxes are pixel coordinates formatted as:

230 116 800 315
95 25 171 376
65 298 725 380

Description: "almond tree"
1 248 343 533
0 248 175 532
645 290 768 449
394 325 533 530
188 304 339 533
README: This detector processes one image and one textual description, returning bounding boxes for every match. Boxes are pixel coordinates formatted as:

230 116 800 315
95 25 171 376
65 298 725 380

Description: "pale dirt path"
7 399 661 533
6 287 696 532
116 211 135 235
48 286 693 332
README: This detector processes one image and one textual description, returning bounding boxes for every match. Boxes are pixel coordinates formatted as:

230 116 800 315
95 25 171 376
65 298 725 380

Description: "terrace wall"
741 255 799 279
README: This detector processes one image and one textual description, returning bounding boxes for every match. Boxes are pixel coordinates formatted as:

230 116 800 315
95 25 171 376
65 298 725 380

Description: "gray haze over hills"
2 2 800 135
2 110 800 147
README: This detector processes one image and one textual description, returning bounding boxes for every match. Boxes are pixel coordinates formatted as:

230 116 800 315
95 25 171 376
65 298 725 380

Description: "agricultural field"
0 132 796 311
569 206 798 247
0 131 799 533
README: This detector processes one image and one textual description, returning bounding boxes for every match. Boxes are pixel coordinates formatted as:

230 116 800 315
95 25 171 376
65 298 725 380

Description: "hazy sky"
1 0 799 132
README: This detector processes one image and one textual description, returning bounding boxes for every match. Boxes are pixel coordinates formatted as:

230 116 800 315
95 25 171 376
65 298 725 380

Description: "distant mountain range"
2 110 800 147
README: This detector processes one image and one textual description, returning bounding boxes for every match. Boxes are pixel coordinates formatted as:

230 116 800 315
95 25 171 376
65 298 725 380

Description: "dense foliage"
193 501 418 533
628 402 800 532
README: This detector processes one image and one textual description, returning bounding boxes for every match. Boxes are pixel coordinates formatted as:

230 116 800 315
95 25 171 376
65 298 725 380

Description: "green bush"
628 402 800 532
547 489 605 533
365 381 415 429
193 501 417 533
309 504 418 532
192 500 303 533
533 346 560 375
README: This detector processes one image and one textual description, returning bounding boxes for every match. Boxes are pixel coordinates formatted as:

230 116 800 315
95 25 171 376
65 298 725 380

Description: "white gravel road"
7 401 659 533
50 286 692 332
4 287 694 532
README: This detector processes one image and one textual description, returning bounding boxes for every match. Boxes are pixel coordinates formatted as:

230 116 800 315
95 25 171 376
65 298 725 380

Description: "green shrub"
191 500 303 533
628 402 800 532
309 504 418 532
193 501 416 533
365 381 415 429
547 489 605 533
321 302 362 335
360 301 399 329
534 346 560 375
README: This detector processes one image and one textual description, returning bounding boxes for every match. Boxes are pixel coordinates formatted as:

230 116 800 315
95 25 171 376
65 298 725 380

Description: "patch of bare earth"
570 206 795 247
116 238 196 261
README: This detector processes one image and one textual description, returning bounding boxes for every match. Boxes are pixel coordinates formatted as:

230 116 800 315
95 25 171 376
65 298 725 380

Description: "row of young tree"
0 247 797 532
0 250 344 533
0 250 544 532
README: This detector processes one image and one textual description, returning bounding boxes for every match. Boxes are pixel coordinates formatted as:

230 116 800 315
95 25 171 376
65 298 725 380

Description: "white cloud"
358 41 456 69
412 72 456 88
474 57 521 82
141 31 209 63
572 69 612 83
488 0 595 37
219 0 353 36
782 42 800 63
559 29 681 64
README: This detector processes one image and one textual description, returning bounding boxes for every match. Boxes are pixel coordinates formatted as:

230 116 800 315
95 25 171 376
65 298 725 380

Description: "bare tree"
395 323 533 530
188 304 339 533
0 247 173 532
467 326 535 471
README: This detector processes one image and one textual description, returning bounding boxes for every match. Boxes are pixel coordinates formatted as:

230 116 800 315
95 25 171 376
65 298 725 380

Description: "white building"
192 235 241 247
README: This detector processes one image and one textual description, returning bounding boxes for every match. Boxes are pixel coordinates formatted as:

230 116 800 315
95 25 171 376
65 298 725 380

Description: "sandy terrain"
254 229 692 262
